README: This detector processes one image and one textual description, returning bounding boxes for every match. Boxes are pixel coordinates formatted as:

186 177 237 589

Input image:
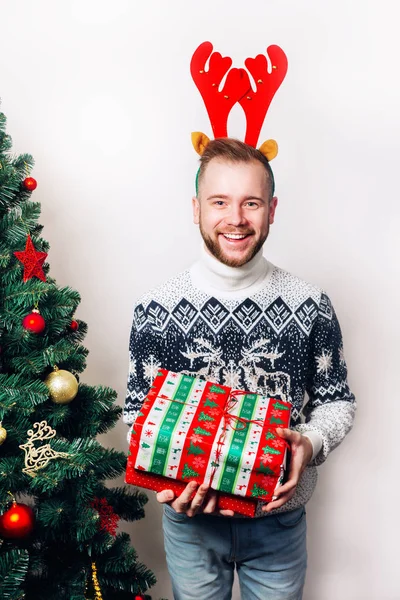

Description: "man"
124 138 356 600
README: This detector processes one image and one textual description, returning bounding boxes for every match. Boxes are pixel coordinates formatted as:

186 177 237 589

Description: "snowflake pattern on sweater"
124 263 356 515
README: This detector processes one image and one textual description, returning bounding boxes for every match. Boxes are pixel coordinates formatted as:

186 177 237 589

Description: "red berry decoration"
22 309 46 334
0 501 35 539
70 320 79 331
23 177 37 191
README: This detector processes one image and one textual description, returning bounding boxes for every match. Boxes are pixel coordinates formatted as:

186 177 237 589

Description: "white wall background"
1 1 399 598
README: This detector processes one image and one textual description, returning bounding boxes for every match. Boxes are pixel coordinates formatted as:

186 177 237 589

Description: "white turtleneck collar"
189 244 272 298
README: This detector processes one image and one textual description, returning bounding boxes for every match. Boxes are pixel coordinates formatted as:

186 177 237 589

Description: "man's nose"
226 205 247 227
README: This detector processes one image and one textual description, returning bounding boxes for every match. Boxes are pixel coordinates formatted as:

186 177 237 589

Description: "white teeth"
223 234 247 239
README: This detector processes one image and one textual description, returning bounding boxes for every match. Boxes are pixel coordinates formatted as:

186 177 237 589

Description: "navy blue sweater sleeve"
294 293 356 465
123 303 162 425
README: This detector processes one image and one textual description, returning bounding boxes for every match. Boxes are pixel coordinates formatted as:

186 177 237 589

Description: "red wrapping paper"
126 466 257 517
126 369 291 513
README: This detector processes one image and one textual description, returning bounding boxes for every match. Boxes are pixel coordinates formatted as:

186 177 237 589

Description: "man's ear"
192 196 200 224
269 196 278 224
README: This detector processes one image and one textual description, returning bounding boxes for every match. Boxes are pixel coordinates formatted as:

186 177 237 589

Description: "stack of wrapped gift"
126 369 291 517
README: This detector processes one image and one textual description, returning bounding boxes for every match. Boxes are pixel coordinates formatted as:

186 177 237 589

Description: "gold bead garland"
84 562 103 600
91 562 103 600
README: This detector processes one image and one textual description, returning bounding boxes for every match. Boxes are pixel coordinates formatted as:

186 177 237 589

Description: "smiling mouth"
220 233 252 242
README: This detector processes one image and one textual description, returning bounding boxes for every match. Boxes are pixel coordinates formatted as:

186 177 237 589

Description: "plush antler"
239 45 288 148
191 41 250 139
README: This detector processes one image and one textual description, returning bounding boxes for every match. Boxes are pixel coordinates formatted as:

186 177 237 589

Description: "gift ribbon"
208 390 291 492
208 390 257 489
148 390 264 430
222 390 264 430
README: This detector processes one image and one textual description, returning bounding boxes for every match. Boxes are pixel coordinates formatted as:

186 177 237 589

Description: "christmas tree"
192 427 211 437
197 412 214 423
0 108 157 598
181 464 199 480
187 442 205 456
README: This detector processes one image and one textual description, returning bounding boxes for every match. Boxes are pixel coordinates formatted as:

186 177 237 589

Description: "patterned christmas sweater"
124 247 356 515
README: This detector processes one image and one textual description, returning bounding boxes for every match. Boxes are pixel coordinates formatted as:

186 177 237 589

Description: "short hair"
196 138 275 200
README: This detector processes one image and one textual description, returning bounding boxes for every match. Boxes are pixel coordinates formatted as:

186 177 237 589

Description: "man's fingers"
157 481 198 511
156 489 175 504
202 490 218 514
262 488 296 512
174 481 199 512
273 478 298 498
186 484 210 517
195 489 235 517
156 482 235 518
276 427 296 441
216 509 235 517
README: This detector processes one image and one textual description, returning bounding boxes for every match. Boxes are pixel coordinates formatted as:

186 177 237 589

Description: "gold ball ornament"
45 367 78 404
0 423 7 445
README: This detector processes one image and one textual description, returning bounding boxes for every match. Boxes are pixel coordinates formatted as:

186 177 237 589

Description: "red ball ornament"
22 309 46 334
23 177 37 191
70 320 79 331
0 501 35 539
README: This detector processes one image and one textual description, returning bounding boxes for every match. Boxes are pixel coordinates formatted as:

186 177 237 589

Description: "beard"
199 222 269 268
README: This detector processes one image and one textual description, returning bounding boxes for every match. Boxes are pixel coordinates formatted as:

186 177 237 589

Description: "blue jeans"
162 505 307 600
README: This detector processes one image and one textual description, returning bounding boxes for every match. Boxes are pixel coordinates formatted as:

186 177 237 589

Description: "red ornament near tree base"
69 320 79 331
0 501 35 539
22 309 46 334
23 177 37 191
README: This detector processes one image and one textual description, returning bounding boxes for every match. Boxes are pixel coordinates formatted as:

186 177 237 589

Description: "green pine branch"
0 201 42 243
8 338 88 376
0 547 29 600
0 455 31 500
101 486 148 522
0 373 49 410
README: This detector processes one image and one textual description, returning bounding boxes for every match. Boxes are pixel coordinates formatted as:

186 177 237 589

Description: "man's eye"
246 202 259 208
214 201 225 206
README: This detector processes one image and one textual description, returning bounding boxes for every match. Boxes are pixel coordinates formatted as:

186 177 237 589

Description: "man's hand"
262 428 313 513
156 481 234 517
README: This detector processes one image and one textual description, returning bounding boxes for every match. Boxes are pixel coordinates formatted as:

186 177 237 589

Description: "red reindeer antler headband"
191 41 288 160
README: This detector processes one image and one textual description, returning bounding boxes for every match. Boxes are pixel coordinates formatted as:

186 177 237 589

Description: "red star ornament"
14 235 47 282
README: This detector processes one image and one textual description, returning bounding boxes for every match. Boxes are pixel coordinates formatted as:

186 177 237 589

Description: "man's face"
192 159 278 268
